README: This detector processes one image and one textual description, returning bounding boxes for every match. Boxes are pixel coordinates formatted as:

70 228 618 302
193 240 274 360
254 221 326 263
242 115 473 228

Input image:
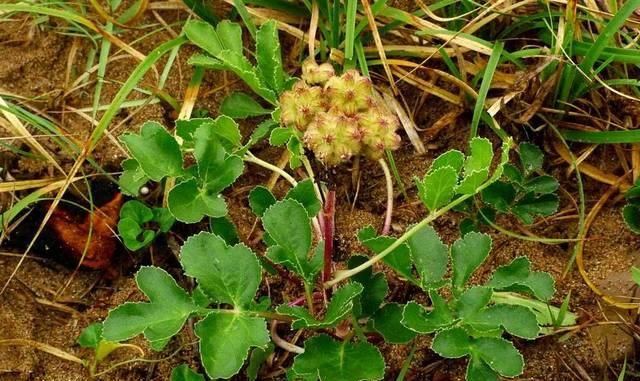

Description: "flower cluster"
279 60 401 166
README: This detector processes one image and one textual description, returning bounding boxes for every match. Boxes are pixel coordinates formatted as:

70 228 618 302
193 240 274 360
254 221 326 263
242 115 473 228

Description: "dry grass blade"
0 339 84 365
361 0 397 95
0 97 65 175
391 66 461 104
381 91 425 154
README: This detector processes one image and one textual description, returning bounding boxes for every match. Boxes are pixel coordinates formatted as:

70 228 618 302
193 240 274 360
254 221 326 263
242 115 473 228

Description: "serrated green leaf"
523 175 559 194
121 121 183 181
406 225 448 289
519 142 543 176
180 232 261 308
488 257 555 301
348 255 388 318
263 199 320 283
248 119 277 147
502 163 523 184
466 357 500 381
359 233 414 281
269 127 293 146
417 166 458 211
285 179 321 217
256 20 285 94
401 293 454 334
196 311 269 379
118 218 155 251
430 150 464 174
77 323 103 349
215 20 243 56
457 287 492 319
431 327 471 358
249 186 277 217
189 53 277 104
194 124 244 192
184 20 224 56
118 200 156 251
372 303 417 344
465 137 493 173
451 232 492 292
623 204 640 234
287 135 303 169
119 159 149 196
474 337 524 377
153 208 175 232
481 181 516 213
168 179 227 223
102 267 196 350
277 283 363 329
220 92 272 119
468 304 540 339
171 364 205 381
291 334 385 381
456 169 489 195
209 216 240 245
248 343 274 381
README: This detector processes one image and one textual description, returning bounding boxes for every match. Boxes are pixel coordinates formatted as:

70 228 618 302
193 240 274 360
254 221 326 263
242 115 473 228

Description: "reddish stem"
322 190 336 283
288 292 324 307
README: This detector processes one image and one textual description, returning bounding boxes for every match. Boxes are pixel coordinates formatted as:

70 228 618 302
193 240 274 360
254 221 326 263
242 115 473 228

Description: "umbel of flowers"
279 59 401 166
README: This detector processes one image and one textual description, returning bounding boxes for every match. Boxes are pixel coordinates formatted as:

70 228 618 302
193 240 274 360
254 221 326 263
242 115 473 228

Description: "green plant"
117 200 175 251
457 142 560 233
623 180 640 234
88 133 576 380
399 229 574 381
118 116 244 223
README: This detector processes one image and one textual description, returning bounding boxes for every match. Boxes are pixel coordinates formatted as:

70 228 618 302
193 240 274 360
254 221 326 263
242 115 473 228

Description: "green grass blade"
470 41 503 138
343 0 358 60
560 129 640 144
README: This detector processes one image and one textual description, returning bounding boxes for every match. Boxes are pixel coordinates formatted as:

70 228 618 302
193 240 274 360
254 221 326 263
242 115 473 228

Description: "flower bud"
304 110 362 166
302 58 335 85
324 70 372 115
359 109 401 160
279 81 325 131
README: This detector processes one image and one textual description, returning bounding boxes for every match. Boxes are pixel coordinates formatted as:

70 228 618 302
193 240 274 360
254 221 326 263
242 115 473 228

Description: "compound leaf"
263 199 320 283
220 92 271 119
119 159 149 196
488 257 555 301
195 311 269 379
474 337 524 377
102 267 196 350
406 225 448 289
358 229 414 282
121 121 183 181
466 357 500 381
277 283 363 329
194 124 244 193
348 255 388 318
285 179 321 217
430 150 464 174
431 327 472 358
168 178 227 223
249 186 277 217
171 365 205 381
401 292 454 334
512 193 559 224
291 334 385 381
256 20 285 94
518 142 543 176
180 232 261 309
451 232 492 292
372 303 417 344
417 166 458 211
